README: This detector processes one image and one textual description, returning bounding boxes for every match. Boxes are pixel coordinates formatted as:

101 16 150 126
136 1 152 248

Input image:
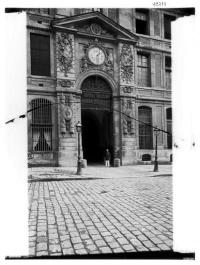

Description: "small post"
76 121 82 175
153 126 160 172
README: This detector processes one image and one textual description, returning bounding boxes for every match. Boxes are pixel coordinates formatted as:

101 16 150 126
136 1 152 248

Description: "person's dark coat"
104 150 111 161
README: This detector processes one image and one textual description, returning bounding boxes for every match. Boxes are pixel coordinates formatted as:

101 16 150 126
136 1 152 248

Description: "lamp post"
153 126 160 172
76 121 82 175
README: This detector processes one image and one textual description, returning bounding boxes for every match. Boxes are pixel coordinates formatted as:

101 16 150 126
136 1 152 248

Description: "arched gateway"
81 76 113 164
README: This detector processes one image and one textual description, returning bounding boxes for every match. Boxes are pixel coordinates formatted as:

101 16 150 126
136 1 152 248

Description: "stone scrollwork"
90 23 101 35
122 86 135 94
75 22 114 38
58 80 74 88
104 48 114 76
122 98 135 135
57 33 73 77
60 94 74 134
120 44 133 84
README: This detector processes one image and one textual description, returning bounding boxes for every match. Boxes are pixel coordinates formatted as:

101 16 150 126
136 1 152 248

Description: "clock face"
88 46 106 65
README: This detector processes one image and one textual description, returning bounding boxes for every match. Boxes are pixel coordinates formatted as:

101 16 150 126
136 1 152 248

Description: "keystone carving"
60 94 74 134
57 33 73 77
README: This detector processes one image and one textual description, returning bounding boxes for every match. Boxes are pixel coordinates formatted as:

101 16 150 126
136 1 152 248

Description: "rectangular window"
137 53 150 87
31 98 52 152
136 9 149 35
138 107 153 149
166 108 172 149
165 56 171 89
30 33 50 76
164 14 175 39
30 9 50 15
167 121 172 149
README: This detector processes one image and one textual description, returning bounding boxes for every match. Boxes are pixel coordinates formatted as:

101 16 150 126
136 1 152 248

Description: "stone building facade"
25 8 194 166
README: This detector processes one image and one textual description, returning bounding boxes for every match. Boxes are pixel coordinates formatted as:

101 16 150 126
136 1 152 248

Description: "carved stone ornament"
122 86 135 93
75 22 114 38
120 44 133 83
58 80 74 88
80 39 114 76
57 33 73 77
60 94 74 134
122 98 135 135
91 23 101 35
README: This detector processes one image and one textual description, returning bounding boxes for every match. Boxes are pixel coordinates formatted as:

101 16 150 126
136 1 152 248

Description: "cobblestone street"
28 175 173 257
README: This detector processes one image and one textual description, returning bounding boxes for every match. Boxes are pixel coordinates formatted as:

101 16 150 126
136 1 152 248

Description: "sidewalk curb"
28 173 172 182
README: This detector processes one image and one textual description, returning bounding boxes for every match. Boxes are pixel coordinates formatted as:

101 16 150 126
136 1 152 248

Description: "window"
30 8 50 15
136 9 149 35
137 53 150 87
142 154 151 161
165 56 172 89
31 98 53 151
138 107 153 149
166 108 172 149
164 14 175 39
30 33 50 76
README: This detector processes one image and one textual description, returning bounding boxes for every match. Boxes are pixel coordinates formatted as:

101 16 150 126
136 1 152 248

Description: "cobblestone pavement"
28 176 173 256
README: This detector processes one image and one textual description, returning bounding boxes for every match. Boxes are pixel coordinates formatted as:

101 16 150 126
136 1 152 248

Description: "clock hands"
96 49 100 58
88 47 105 65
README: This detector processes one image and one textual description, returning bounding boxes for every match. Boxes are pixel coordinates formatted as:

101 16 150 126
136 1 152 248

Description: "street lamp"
153 126 160 172
76 121 82 175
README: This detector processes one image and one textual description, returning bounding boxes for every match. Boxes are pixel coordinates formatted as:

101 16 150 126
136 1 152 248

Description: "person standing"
104 149 111 167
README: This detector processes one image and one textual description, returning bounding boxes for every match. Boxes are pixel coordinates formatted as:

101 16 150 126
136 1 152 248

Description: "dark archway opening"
82 110 113 164
81 76 113 165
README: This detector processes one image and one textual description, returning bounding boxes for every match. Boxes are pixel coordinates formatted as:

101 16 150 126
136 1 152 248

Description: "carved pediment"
74 22 115 38
51 11 139 43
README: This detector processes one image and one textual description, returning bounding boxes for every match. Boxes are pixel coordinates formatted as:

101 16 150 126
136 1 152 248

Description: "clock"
87 46 106 65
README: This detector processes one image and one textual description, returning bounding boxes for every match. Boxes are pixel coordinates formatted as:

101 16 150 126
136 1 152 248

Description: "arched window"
166 108 172 149
31 98 52 151
138 106 153 149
